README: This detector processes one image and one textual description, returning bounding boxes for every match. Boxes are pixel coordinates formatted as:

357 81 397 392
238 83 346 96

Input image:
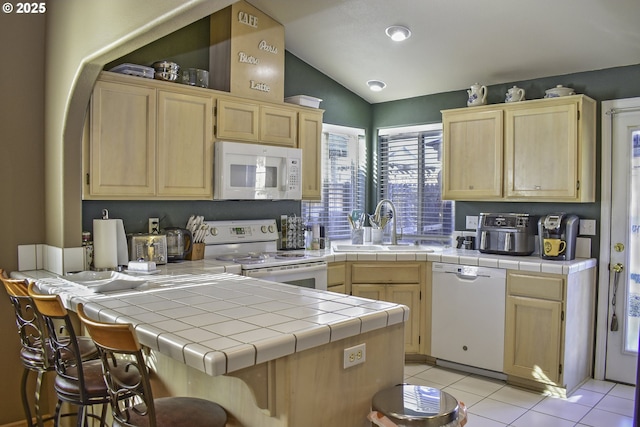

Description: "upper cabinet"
156 91 214 198
86 73 214 200
88 80 157 198
298 110 323 200
441 95 596 202
442 109 503 200
84 71 323 201
216 97 298 147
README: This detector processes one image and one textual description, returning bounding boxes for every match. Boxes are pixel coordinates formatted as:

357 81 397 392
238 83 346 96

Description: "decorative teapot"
505 86 525 103
467 83 487 107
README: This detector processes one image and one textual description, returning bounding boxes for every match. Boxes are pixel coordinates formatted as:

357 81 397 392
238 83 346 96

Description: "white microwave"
214 141 302 200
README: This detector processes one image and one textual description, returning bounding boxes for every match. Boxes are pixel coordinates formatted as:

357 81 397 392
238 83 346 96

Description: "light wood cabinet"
88 80 157 198
327 262 346 294
442 109 503 199
157 90 213 198
299 110 323 200
260 105 297 147
86 73 214 200
349 261 428 355
504 268 596 395
216 97 297 147
504 273 564 383
86 71 323 201
215 97 259 142
441 95 595 202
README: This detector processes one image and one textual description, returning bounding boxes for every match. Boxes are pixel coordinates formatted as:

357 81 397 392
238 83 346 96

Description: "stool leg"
20 368 34 427
53 399 62 427
33 370 46 427
99 403 108 427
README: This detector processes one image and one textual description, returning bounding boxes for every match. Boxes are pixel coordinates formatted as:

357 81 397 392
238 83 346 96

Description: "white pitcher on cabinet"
467 83 487 106
505 85 525 102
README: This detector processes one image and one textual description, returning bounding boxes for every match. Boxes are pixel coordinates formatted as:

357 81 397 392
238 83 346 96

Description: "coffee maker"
538 213 579 260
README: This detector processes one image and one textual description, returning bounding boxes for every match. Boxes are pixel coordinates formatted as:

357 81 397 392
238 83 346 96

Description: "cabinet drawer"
507 271 564 301
351 262 422 284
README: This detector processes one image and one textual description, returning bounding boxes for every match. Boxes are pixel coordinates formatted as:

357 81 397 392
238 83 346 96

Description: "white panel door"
600 98 640 384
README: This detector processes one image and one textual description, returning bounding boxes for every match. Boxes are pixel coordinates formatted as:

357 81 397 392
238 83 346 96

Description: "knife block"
186 242 205 261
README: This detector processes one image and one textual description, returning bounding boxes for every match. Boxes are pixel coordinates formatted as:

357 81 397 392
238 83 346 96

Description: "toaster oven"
128 233 168 265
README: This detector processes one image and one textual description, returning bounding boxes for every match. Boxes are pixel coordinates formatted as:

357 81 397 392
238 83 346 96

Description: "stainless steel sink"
332 244 434 252
333 244 386 252
384 245 433 252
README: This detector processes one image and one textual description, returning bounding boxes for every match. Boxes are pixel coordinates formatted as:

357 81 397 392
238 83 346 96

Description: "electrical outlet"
148 218 159 234
343 343 366 369
579 219 596 236
466 215 479 230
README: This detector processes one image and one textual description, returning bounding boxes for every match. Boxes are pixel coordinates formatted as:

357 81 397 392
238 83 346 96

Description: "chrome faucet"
373 199 398 245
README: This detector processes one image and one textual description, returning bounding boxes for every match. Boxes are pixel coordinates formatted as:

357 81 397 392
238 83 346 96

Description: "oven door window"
281 277 316 289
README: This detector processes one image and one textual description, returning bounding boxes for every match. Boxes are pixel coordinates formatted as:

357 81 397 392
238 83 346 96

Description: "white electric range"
203 219 327 290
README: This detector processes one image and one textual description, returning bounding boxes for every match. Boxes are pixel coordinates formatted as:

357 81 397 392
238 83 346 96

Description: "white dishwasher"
431 262 506 372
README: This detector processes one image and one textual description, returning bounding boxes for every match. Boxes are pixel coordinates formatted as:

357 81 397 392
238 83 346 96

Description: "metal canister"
372 385 461 427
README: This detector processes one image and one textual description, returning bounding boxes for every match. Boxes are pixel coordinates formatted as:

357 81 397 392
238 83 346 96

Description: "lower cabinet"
504 273 564 383
503 269 595 395
327 262 346 294
348 261 429 355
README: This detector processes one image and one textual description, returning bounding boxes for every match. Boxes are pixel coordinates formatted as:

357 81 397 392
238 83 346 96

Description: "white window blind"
378 124 454 244
302 124 366 240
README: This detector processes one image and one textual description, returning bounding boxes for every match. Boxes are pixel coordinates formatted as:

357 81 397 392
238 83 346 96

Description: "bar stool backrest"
26 283 90 402
2 277 49 369
77 304 158 427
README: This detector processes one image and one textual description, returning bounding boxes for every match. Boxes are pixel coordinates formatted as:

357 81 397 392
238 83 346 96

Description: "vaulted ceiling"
248 0 640 103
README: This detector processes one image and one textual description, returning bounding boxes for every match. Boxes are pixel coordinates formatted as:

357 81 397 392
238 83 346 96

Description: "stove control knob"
268 225 275 233
261 225 268 233
210 227 218 236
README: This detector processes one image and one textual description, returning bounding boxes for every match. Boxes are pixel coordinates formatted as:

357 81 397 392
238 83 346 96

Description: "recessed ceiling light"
385 25 411 42
367 80 386 92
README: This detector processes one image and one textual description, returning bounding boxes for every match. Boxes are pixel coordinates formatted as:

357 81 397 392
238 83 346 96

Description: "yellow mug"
544 238 566 257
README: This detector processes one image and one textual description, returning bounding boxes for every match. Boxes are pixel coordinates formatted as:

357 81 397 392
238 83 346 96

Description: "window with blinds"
378 124 454 245
301 124 366 240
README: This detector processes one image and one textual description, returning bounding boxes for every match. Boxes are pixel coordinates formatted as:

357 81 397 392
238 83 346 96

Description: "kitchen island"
20 267 407 427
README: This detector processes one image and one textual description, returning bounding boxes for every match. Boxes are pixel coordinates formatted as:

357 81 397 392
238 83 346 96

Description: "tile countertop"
16 265 409 378
316 245 597 275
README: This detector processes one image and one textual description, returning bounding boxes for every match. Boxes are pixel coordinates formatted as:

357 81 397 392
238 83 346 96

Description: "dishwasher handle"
433 263 506 280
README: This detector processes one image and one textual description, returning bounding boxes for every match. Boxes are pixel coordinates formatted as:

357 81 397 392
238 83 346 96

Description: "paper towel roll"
93 219 128 269
115 219 128 266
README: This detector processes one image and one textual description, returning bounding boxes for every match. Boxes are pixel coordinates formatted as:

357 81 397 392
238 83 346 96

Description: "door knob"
612 263 624 273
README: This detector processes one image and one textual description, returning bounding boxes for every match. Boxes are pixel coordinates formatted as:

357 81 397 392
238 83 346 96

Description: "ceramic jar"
467 83 487 107
545 85 575 98
505 86 525 103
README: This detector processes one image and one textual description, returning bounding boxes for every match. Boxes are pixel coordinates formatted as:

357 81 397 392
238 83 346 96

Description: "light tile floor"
404 363 636 427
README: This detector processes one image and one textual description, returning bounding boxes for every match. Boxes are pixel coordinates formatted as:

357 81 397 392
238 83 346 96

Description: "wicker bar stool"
27 283 120 427
77 303 228 427
1 273 98 427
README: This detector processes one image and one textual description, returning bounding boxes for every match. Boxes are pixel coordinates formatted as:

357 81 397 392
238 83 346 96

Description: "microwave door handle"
281 158 289 191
